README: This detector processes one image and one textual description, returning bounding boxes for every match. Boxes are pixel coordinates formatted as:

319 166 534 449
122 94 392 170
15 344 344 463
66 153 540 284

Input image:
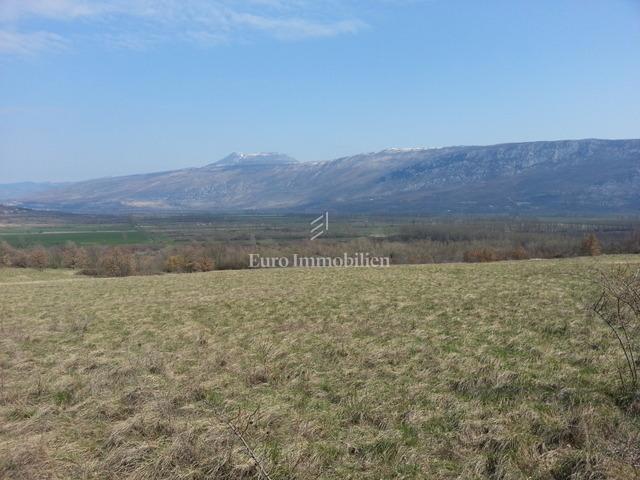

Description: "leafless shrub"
97 247 136 277
61 241 89 269
28 247 49 270
510 245 529 260
164 246 215 273
592 265 640 396
164 254 185 273
214 407 273 480
582 233 602 256
463 247 499 263
0 241 13 267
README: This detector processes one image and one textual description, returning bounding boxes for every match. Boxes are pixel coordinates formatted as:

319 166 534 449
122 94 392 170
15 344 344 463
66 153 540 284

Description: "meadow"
0 226 153 248
1 255 639 479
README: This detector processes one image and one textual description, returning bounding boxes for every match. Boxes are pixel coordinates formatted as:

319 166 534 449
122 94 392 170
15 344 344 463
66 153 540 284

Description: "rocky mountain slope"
15 139 640 214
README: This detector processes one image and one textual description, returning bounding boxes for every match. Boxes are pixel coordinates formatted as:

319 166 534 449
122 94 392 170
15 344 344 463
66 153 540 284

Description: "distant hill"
0 182 69 203
0 204 126 225
16 139 640 215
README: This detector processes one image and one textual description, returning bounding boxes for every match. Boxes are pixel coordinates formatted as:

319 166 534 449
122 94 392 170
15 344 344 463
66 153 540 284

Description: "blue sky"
1 0 639 182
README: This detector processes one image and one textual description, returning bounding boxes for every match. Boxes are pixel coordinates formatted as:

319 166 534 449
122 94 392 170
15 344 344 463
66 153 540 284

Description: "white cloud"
0 0 106 22
0 29 66 55
0 0 372 55
229 12 366 39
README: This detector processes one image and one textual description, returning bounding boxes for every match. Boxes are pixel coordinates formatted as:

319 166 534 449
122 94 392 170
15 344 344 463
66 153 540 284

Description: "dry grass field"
1 256 640 479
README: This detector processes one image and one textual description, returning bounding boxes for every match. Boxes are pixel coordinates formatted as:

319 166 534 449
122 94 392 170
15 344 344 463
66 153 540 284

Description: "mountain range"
5 139 640 215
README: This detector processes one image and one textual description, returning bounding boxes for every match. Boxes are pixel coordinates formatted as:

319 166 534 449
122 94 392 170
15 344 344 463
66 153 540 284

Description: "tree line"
0 231 631 277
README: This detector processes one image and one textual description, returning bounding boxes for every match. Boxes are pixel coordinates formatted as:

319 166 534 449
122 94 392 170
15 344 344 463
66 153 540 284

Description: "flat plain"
1 256 640 479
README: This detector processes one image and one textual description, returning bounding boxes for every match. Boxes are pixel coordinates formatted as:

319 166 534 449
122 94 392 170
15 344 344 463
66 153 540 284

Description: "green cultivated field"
0 225 154 247
1 256 640 478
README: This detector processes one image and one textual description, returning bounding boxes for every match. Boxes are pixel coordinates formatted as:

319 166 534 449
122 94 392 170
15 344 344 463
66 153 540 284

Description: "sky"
0 0 639 183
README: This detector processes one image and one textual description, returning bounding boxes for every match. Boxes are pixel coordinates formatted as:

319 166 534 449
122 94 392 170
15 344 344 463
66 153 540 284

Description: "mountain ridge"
11 139 640 215
209 152 299 167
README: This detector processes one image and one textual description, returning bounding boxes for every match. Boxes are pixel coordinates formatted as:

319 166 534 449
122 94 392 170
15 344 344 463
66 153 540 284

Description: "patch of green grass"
53 390 73 406
0 227 154 247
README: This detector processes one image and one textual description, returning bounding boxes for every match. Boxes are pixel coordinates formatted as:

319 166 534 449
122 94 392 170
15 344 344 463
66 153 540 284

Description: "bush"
28 247 49 270
581 234 602 256
164 247 215 273
62 242 89 269
592 265 640 397
463 247 499 263
510 245 529 260
12 251 29 268
97 247 136 277
165 255 186 273
0 241 13 267
197 256 215 272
